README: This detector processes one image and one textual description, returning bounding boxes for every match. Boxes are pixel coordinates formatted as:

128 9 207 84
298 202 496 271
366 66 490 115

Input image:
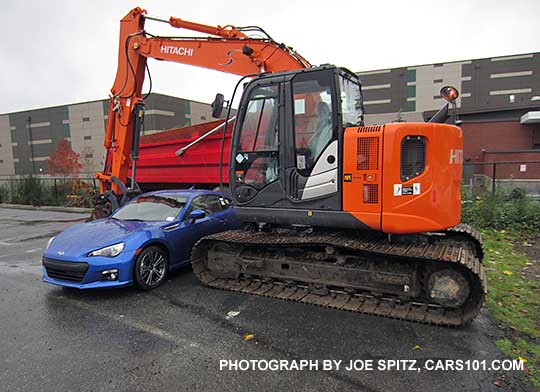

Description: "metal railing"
0 174 98 207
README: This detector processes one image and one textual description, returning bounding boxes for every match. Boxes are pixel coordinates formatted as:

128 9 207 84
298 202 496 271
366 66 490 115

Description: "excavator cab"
230 65 463 234
230 65 364 226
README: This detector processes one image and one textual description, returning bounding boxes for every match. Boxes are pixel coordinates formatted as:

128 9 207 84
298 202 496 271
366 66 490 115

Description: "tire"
133 246 169 290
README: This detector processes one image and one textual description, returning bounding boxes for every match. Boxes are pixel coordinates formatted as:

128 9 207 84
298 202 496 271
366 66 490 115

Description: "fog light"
101 269 119 281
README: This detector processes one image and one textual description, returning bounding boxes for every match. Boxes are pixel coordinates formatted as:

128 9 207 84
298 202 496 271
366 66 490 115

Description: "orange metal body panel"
343 123 463 234
343 126 384 230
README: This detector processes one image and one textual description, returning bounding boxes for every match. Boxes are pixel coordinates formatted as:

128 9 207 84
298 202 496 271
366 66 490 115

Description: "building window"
84 135 92 140
85 153 93 158
434 63 444 68
406 69 416 83
0 159 3 163
433 95 442 100
433 79 443 83
201 116 207 121
407 85 416 98
82 116 90 122
407 101 416 112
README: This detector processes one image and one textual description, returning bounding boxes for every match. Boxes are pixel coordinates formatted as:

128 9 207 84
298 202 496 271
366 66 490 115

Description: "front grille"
43 257 89 283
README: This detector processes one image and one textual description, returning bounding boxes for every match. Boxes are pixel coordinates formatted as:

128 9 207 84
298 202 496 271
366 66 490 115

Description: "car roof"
140 189 223 199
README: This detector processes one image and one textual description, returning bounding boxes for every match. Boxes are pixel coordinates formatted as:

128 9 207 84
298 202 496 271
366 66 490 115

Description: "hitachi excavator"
96 7 486 326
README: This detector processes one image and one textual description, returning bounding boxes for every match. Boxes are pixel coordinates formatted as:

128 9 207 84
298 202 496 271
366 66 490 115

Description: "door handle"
162 223 180 231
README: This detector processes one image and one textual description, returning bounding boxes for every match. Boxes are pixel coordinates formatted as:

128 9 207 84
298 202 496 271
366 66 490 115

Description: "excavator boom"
94 7 310 216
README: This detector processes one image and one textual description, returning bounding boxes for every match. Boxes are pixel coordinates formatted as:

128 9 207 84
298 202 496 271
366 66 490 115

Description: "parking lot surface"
0 207 531 391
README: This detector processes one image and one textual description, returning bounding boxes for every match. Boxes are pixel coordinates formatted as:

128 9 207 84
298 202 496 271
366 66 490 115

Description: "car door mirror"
188 209 206 224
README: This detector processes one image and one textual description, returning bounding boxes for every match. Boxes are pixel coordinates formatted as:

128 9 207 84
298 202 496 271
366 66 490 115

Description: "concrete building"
359 52 540 125
0 93 214 176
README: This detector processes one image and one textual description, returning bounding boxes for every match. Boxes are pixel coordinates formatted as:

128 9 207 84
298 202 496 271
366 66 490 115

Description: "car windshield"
112 195 188 221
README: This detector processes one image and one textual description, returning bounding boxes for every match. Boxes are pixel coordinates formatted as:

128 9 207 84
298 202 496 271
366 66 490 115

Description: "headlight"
46 236 55 250
88 243 125 257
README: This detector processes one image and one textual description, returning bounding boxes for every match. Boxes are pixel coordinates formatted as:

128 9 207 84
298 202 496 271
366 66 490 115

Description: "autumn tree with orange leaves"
47 139 83 177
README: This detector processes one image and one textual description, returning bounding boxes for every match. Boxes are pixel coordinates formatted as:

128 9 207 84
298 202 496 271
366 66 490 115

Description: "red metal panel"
135 120 233 185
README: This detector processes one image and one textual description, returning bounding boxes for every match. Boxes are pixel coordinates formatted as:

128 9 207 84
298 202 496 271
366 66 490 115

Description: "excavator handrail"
175 117 236 157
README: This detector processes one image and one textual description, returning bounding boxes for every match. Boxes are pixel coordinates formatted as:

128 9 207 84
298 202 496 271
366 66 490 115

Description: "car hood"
47 218 163 258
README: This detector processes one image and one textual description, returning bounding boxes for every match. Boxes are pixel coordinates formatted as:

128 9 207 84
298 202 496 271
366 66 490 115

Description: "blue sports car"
42 189 241 290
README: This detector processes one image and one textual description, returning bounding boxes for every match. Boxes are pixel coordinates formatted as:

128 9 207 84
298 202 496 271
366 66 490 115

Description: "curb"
0 203 92 214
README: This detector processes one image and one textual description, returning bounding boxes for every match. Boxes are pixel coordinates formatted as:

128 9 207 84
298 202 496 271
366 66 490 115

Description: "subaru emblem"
58 251 65 256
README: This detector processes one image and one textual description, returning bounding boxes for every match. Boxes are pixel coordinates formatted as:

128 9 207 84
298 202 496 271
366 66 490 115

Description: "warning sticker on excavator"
394 183 421 196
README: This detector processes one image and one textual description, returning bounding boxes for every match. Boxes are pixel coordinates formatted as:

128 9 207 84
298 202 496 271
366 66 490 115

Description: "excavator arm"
94 7 310 217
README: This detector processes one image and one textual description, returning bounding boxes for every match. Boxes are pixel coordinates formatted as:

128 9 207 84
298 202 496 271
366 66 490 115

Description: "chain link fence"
462 161 540 200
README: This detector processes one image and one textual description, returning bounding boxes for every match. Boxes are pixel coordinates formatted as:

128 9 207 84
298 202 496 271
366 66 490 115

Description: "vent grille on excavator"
363 184 378 204
357 125 382 133
357 137 379 171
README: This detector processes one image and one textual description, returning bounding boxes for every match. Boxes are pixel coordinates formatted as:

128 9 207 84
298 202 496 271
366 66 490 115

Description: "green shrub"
462 189 540 234
0 183 10 203
10 176 48 206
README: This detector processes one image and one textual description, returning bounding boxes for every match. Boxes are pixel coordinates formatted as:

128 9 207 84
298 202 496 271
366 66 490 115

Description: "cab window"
292 71 334 175
235 85 280 190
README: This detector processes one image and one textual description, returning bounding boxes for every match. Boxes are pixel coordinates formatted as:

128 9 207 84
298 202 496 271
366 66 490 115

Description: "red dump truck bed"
137 119 233 190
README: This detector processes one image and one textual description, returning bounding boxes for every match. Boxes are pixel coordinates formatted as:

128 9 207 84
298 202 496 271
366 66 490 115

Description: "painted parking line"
56 296 212 355
225 303 248 320
226 310 241 320
24 248 42 253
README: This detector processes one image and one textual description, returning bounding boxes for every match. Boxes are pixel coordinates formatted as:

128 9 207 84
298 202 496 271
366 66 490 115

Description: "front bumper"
42 251 136 289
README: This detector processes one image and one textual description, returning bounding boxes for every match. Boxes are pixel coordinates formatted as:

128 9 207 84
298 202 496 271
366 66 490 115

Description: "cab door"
283 68 341 210
230 76 286 209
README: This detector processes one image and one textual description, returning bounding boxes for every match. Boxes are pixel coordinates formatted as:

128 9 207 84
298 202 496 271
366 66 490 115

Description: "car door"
174 195 228 262
161 195 206 264
203 194 237 231
215 196 241 229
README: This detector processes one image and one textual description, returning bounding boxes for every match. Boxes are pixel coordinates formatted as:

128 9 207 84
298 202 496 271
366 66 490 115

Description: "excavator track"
191 224 486 326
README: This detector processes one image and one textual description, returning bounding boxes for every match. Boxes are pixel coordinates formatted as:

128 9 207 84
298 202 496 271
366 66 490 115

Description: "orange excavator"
93 7 309 216
96 7 485 326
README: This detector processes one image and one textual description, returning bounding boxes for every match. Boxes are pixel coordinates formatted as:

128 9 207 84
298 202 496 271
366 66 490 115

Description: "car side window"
182 196 210 221
204 195 224 214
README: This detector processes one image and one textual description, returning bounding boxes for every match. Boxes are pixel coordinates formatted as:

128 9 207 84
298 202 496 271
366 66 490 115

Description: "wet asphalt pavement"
0 207 532 392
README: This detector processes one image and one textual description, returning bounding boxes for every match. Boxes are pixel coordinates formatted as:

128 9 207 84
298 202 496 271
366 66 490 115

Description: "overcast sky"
1 0 539 114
